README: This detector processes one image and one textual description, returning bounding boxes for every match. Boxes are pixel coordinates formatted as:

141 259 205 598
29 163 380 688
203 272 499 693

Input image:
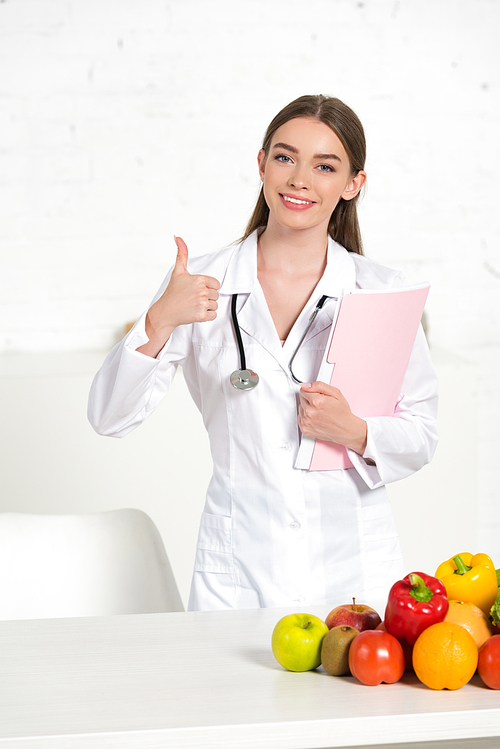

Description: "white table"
0 606 499 749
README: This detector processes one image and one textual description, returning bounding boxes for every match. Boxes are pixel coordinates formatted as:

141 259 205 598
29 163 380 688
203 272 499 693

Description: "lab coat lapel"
321 235 357 312
218 231 358 364
219 232 282 361
281 237 357 354
237 283 283 361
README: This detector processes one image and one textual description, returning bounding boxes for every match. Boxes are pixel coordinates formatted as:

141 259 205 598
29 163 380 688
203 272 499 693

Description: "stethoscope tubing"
230 295 259 390
230 294 335 389
231 295 247 371
288 294 331 383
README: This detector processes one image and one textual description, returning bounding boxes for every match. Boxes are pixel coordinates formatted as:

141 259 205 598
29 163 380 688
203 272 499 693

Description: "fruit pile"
271 551 500 690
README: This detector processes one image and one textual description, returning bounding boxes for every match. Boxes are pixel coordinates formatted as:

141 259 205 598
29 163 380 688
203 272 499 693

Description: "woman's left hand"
298 381 368 456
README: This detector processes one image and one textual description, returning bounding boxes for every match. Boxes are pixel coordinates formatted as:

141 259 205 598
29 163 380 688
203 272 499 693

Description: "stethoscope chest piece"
230 294 259 390
229 292 335 391
230 368 259 391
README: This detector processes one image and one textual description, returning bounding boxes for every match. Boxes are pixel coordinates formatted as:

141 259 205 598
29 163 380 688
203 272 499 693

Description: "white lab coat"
88 231 439 611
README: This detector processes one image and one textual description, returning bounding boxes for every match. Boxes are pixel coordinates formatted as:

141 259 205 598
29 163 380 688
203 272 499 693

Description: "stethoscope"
230 294 334 390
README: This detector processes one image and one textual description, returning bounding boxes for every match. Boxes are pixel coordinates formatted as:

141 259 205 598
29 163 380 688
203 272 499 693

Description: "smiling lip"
279 193 316 211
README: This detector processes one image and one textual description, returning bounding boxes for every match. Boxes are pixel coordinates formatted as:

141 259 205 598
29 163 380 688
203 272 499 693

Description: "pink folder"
295 284 430 471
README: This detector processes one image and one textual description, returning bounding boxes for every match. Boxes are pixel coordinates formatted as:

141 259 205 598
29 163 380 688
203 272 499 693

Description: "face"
258 117 366 234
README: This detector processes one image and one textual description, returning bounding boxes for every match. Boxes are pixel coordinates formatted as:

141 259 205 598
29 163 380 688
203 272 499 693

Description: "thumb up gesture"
139 236 220 358
167 236 220 325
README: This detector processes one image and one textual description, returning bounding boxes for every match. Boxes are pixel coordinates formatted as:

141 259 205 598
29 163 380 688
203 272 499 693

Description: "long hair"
242 95 366 255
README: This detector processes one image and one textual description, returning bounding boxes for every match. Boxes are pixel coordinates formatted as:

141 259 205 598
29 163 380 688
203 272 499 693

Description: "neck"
258 217 329 274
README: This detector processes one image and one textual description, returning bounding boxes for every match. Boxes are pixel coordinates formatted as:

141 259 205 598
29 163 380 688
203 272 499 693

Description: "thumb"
173 235 190 275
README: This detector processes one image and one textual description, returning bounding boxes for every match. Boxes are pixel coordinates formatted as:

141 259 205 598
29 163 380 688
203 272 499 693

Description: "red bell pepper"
384 572 449 646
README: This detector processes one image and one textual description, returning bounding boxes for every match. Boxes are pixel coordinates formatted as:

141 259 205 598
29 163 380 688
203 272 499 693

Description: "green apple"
271 613 329 671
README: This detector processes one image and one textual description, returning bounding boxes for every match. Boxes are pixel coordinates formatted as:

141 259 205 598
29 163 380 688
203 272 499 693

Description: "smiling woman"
88 94 439 612
254 115 367 346
257 118 366 235
244 95 367 254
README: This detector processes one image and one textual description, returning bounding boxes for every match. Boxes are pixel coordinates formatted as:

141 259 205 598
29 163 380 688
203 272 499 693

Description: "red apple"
325 598 381 632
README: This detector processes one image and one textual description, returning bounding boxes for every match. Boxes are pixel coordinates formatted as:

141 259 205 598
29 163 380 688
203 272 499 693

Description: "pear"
321 624 360 676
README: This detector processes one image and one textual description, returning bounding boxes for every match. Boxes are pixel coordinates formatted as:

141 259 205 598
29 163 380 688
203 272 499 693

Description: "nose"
288 163 310 190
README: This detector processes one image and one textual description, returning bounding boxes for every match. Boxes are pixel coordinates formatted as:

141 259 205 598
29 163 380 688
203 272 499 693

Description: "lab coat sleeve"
346 325 439 489
88 269 191 438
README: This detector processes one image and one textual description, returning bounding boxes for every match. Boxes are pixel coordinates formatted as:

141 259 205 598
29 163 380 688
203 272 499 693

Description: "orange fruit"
444 599 492 648
413 622 478 690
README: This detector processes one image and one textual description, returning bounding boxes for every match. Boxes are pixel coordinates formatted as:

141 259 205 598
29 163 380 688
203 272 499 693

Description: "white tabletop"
0 606 499 749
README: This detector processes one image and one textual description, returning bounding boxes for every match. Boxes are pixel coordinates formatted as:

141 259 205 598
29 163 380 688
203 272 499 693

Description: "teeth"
283 195 312 205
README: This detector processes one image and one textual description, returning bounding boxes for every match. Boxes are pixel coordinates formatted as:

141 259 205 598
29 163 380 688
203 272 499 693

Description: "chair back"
0 509 184 619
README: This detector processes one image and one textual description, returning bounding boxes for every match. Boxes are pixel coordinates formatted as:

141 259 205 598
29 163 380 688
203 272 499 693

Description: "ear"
257 149 266 181
342 170 367 201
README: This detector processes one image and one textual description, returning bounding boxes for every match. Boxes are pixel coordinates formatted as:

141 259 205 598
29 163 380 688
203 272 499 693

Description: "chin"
274 215 326 234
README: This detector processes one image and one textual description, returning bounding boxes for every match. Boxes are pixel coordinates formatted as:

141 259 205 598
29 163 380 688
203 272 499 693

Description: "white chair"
0 509 184 619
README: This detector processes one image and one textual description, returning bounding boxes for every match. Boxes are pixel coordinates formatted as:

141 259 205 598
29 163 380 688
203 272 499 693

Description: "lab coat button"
281 442 292 452
289 521 301 530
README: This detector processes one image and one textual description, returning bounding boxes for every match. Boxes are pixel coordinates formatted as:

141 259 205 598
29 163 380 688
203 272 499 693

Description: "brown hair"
242 94 366 254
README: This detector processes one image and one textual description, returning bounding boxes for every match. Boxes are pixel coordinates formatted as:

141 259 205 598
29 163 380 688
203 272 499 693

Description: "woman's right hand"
137 236 220 358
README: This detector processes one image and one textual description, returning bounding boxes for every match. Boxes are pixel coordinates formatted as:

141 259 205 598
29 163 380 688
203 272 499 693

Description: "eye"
317 164 335 173
274 153 293 163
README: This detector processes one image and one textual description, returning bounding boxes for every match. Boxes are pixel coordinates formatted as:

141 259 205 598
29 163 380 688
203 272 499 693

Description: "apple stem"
352 597 357 611
301 621 312 630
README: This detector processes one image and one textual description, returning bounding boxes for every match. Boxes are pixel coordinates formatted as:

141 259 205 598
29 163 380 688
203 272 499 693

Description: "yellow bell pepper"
435 552 498 615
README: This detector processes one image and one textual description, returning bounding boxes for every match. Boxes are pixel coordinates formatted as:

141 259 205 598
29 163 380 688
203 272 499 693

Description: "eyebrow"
272 142 342 163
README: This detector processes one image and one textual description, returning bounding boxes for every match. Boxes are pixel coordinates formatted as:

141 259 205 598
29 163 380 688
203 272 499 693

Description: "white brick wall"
2 0 497 350
1 0 499 579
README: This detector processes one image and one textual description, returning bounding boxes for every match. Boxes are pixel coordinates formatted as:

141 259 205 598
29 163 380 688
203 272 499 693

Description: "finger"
299 389 320 406
190 272 220 291
301 380 340 398
173 235 190 275
204 274 221 291
299 390 313 406
297 406 310 434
